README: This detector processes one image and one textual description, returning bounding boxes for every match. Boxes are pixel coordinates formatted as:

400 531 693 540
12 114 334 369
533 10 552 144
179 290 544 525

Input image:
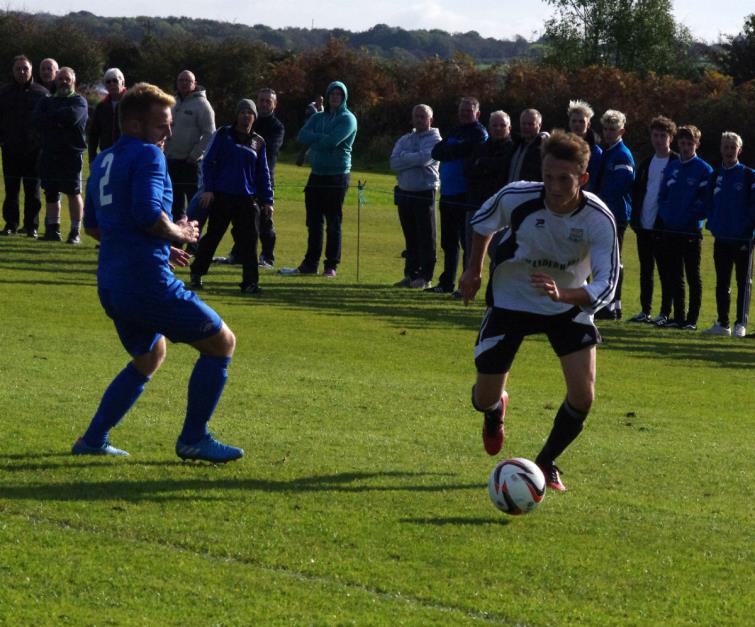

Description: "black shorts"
474 306 601 375
40 151 83 199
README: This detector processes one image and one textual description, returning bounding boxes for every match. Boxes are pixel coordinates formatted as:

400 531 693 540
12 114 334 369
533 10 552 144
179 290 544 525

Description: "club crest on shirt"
535 218 546 228
686 177 697 186
568 228 584 242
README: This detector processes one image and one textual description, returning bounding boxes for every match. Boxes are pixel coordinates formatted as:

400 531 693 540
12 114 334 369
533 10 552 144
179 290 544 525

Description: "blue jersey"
84 135 178 294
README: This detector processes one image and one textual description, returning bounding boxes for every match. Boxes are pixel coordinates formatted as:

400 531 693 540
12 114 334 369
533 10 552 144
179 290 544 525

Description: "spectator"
295 95 324 167
252 87 285 269
389 103 441 289
0 55 48 237
164 70 215 222
656 125 713 330
189 99 273 294
88 68 126 162
591 109 635 320
628 116 678 324
567 100 601 181
464 110 514 257
38 58 58 93
428 97 488 294
281 81 357 278
702 132 755 338
33 66 88 244
507 108 548 183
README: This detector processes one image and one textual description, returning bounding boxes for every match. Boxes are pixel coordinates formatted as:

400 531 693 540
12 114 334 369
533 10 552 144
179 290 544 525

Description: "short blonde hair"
541 130 591 174
119 82 175 126
721 131 743 147
568 99 594 120
601 109 626 130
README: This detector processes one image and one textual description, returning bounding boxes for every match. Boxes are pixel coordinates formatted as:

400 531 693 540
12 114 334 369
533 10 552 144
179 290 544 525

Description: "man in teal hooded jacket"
283 81 357 277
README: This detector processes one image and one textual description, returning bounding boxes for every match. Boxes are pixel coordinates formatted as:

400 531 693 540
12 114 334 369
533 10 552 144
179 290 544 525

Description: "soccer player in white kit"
460 130 620 491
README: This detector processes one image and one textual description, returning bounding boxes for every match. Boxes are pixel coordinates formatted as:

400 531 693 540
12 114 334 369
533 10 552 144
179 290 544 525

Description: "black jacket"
0 78 49 152
88 93 124 161
252 114 285 183
631 150 679 230
508 132 548 183
464 136 514 208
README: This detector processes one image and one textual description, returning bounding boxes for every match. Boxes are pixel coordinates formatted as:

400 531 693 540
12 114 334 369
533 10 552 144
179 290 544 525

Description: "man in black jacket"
0 55 48 237
428 97 488 294
88 68 126 163
628 116 679 324
507 109 548 183
252 88 285 268
464 110 514 259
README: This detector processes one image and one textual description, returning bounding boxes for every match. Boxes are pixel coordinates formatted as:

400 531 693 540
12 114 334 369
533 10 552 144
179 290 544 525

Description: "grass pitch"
0 162 753 625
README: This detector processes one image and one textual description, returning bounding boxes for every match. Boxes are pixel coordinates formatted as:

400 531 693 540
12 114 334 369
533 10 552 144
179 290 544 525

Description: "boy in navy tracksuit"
656 125 713 329
702 132 755 337
190 99 273 293
591 109 635 320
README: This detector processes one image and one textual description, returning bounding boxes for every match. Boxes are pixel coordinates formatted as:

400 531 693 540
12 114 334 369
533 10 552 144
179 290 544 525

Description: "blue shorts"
98 283 223 357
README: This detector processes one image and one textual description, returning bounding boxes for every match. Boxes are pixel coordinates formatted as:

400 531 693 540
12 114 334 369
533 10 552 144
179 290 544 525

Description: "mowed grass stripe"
0 510 517 626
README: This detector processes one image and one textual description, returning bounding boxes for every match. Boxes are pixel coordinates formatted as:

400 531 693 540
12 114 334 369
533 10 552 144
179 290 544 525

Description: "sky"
6 0 751 43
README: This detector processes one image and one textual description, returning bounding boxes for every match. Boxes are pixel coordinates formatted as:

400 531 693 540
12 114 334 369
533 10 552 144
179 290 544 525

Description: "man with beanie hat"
189 98 273 294
281 80 357 278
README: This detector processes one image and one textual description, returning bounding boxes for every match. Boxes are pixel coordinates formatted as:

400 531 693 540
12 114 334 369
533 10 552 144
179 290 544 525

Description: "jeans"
302 173 350 271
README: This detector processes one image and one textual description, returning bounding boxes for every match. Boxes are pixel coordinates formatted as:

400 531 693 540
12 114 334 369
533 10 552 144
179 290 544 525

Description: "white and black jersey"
471 181 620 316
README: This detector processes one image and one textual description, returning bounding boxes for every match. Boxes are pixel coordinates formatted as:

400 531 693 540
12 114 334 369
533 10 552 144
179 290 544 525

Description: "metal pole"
357 180 366 284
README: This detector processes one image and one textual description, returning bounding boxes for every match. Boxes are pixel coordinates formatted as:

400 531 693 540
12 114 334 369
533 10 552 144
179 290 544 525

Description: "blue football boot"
175 434 244 463
72 437 129 456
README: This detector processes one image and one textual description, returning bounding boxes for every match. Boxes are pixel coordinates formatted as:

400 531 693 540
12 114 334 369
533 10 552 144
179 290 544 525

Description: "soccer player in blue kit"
72 83 243 462
460 131 619 491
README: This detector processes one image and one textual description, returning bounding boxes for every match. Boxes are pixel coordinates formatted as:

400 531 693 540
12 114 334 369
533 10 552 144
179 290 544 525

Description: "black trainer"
240 283 261 295
189 274 203 290
66 229 81 245
42 226 62 241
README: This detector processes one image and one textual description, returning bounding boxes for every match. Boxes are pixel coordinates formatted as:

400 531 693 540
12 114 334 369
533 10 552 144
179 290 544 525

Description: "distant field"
0 162 753 625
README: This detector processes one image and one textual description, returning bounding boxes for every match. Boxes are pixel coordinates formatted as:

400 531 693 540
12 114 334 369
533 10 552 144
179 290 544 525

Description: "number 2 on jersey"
99 153 114 206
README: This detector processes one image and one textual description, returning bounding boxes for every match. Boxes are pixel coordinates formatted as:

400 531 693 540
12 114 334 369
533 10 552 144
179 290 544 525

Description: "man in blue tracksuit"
701 132 755 337
656 125 713 330
591 109 635 320
429 97 488 294
283 80 357 278
190 99 273 293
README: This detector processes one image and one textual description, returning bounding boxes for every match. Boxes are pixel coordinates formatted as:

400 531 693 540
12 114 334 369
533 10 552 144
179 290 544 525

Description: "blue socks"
179 355 231 445
83 363 150 447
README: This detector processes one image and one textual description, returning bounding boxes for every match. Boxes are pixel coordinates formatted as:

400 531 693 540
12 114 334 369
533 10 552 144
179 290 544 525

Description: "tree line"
1 10 753 165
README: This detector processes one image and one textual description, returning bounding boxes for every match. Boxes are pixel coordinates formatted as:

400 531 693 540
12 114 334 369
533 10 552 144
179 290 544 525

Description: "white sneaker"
733 323 747 338
701 321 731 336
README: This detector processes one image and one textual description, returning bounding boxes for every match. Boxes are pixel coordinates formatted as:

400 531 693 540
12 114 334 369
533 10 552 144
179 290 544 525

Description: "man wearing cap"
189 99 273 294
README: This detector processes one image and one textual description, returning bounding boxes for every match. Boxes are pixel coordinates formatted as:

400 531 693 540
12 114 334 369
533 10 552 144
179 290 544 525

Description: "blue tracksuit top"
591 140 635 226
431 121 488 197
658 155 714 234
201 126 273 204
706 163 755 242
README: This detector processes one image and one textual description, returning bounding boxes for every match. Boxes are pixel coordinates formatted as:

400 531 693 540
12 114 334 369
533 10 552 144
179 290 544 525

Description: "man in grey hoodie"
164 70 216 221
389 104 441 288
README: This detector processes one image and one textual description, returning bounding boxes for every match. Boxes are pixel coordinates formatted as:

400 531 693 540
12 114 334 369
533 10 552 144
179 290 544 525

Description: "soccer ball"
488 457 546 515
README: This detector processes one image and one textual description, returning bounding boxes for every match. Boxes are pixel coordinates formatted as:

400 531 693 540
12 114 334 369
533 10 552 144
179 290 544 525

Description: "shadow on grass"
0 469 480 502
399 516 509 526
